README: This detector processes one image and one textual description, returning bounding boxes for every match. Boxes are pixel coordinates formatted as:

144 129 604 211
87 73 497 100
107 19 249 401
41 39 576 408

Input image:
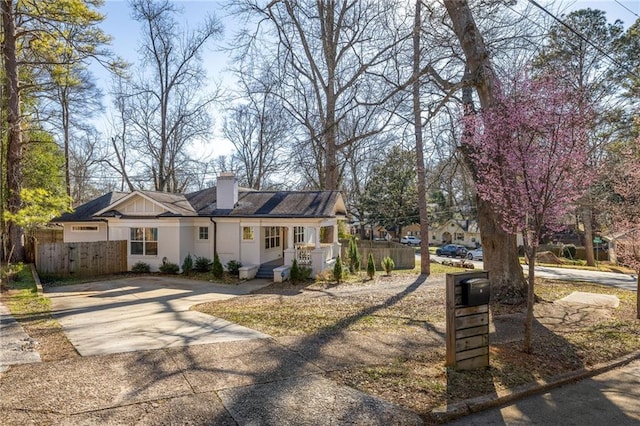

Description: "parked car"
466 247 483 261
400 235 421 246
436 244 468 258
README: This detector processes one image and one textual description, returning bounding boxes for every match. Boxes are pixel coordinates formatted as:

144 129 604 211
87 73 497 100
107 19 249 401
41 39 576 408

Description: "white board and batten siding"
120 197 166 215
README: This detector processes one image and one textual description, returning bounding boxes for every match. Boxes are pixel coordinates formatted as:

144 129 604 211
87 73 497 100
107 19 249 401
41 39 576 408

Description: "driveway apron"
46 277 271 356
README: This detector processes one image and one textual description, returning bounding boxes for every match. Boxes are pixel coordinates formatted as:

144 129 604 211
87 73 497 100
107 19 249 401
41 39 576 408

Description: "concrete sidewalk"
0 301 40 373
0 339 423 425
446 357 640 425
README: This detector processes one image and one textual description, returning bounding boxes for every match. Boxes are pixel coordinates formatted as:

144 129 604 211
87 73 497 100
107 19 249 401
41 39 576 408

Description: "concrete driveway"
46 277 271 356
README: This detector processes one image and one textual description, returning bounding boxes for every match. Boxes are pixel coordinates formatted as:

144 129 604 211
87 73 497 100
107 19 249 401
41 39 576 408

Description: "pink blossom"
463 72 593 246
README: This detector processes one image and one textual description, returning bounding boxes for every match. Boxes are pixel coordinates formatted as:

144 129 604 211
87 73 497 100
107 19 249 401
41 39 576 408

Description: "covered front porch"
282 222 341 278
238 221 342 281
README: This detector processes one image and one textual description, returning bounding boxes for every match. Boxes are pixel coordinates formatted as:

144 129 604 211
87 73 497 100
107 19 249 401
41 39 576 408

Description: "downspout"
209 217 217 256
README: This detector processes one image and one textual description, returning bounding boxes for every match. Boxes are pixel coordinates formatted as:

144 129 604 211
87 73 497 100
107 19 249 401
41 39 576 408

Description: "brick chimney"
216 172 238 210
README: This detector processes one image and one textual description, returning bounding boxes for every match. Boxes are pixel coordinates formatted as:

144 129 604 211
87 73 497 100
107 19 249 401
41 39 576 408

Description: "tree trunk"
477 198 526 300
582 206 596 266
445 0 526 300
62 88 72 200
2 0 25 262
637 272 639 320
413 0 430 275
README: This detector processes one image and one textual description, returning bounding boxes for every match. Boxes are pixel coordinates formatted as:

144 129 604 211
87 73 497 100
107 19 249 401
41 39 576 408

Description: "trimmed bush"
194 256 212 273
212 253 223 279
226 260 242 276
290 259 312 284
347 238 361 273
333 255 344 284
131 261 151 273
367 253 376 280
182 253 193 275
159 262 180 274
381 256 394 275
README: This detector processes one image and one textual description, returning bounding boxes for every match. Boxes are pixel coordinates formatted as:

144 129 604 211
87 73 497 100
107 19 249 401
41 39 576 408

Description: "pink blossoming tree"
609 137 640 319
464 73 593 353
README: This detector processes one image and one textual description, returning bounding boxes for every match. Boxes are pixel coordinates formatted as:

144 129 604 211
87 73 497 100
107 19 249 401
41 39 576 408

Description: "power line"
527 0 640 80
614 0 640 18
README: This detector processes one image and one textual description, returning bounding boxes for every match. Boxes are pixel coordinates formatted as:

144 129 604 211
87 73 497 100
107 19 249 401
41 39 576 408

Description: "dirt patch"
4 288 79 362
535 251 564 264
195 274 640 421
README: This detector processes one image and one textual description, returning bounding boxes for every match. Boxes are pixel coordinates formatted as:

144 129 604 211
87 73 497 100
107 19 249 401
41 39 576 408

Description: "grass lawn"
194 268 640 422
5 260 638 422
1 264 78 361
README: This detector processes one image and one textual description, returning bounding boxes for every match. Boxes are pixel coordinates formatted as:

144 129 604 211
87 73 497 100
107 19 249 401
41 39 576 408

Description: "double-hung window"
198 226 209 240
294 226 305 244
130 227 158 256
264 226 281 249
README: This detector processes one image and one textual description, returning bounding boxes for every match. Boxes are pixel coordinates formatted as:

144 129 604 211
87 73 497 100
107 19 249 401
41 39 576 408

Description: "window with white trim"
264 226 281 249
130 227 158 256
72 225 98 232
198 226 209 240
294 226 305 244
243 226 254 241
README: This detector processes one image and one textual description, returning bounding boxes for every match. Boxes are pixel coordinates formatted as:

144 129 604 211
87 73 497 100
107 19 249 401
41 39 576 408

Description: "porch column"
314 226 321 249
332 223 341 260
284 225 295 265
311 247 325 276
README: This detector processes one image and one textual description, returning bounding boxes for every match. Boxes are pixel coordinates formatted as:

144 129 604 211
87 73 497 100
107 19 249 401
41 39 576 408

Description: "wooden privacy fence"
341 240 416 270
36 240 128 277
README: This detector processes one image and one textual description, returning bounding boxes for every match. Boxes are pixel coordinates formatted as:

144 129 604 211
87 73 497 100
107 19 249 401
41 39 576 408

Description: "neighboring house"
429 219 481 248
603 231 635 265
52 173 346 279
381 218 532 248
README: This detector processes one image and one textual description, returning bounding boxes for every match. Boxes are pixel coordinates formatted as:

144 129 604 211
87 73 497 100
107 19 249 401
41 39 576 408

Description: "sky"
90 0 640 158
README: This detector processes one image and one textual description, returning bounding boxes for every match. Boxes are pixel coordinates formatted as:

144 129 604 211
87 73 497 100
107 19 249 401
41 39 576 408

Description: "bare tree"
413 0 431 275
533 8 626 266
38 67 104 200
223 60 291 189
104 75 137 192
235 0 409 190
126 0 222 192
69 129 107 203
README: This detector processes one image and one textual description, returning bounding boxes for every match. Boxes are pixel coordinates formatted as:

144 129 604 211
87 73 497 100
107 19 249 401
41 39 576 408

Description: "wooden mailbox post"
446 270 490 370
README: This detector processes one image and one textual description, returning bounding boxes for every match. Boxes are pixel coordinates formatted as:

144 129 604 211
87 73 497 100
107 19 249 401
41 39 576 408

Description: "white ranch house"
53 173 346 280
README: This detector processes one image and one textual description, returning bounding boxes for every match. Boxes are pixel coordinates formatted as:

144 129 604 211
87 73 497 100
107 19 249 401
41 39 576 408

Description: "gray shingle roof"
52 192 127 222
205 190 344 218
137 191 196 215
54 187 345 222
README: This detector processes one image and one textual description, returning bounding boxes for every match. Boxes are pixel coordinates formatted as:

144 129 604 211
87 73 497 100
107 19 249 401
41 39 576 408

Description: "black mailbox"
461 278 490 306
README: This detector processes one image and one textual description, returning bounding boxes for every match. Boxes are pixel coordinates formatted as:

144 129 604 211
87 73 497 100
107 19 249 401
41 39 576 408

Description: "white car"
400 235 421 246
466 247 483 260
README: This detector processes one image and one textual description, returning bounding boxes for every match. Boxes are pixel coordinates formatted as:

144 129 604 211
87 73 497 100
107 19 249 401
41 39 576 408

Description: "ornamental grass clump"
381 256 394 275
